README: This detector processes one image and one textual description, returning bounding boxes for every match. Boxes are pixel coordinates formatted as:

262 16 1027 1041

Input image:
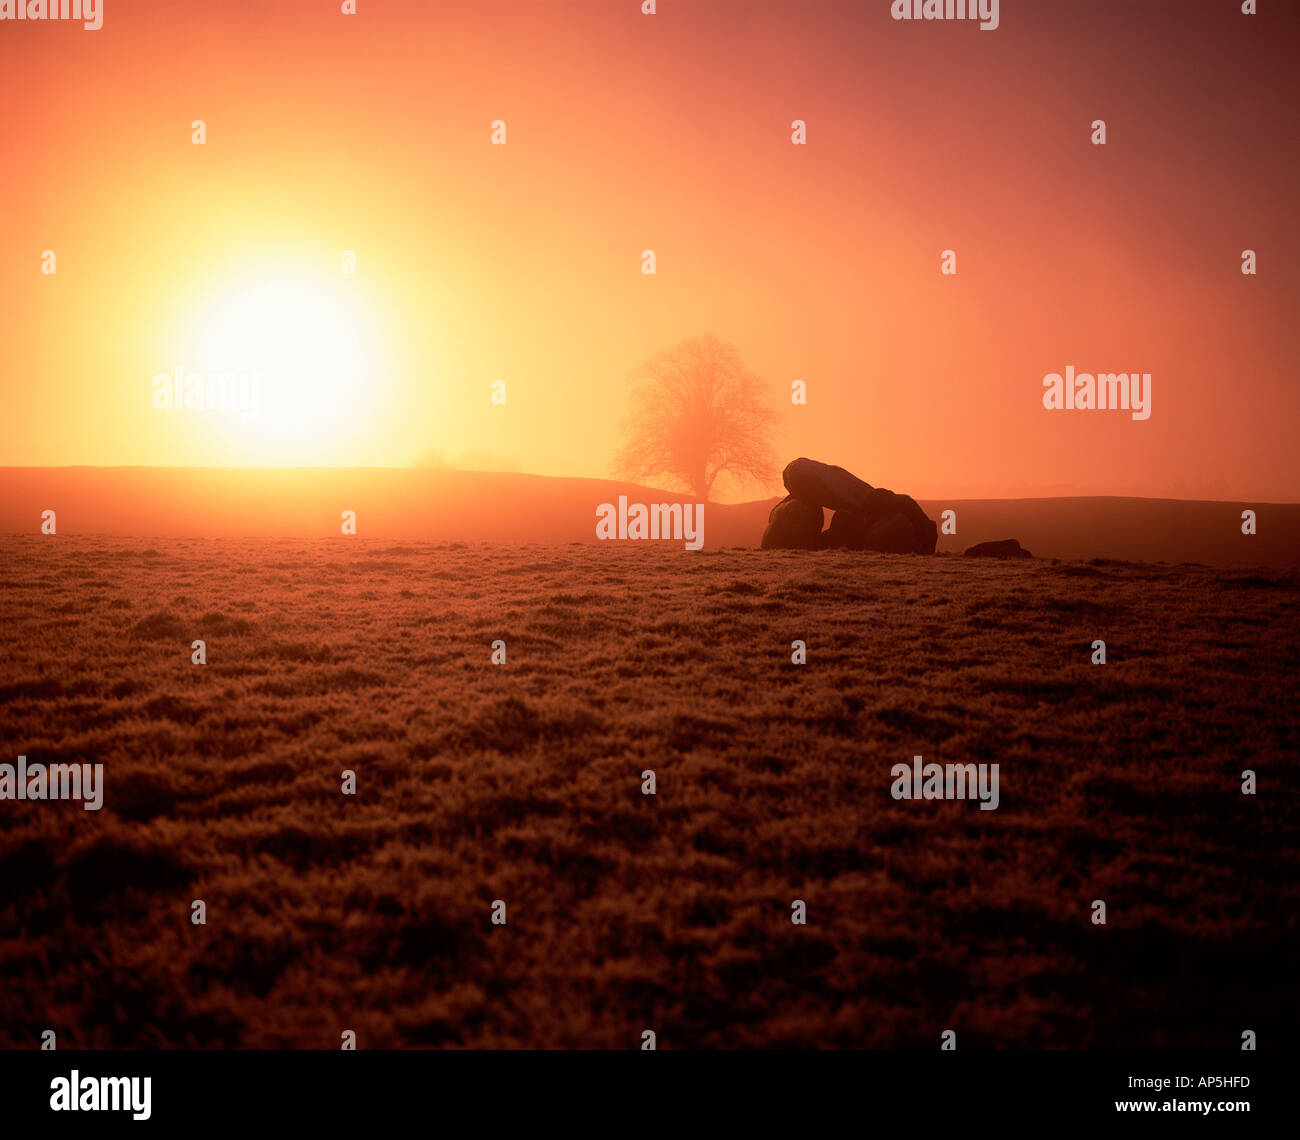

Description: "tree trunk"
692 464 709 501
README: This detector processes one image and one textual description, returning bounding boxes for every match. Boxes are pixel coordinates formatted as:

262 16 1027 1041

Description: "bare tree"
612 334 779 500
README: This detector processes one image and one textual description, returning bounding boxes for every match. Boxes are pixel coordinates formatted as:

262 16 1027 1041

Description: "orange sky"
1 0 1296 500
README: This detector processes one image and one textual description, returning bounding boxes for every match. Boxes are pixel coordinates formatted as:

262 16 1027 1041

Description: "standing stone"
861 488 937 554
761 495 825 549
823 509 870 549
865 512 916 554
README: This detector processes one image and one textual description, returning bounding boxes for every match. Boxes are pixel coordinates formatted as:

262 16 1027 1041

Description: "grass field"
0 537 1296 1048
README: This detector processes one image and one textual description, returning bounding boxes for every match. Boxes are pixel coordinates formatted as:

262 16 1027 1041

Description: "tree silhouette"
613 334 779 500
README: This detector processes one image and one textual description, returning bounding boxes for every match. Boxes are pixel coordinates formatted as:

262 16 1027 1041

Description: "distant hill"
0 467 1295 566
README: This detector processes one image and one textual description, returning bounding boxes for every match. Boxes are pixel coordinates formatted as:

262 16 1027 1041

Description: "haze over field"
2 467 1298 567
1 0 1297 501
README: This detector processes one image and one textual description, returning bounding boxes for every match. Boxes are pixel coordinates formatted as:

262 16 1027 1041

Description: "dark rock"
859 488 937 554
782 457 874 512
769 457 937 554
858 487 899 525
760 495 824 549
905 503 939 555
823 508 870 550
964 538 1032 559
865 512 916 554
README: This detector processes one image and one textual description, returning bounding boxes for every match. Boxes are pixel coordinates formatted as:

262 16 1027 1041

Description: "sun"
178 264 384 462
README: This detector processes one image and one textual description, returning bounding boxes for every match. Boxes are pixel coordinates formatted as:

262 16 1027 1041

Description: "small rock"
964 538 1032 558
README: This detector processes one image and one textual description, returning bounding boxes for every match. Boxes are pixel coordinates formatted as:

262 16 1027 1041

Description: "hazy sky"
1 0 1296 499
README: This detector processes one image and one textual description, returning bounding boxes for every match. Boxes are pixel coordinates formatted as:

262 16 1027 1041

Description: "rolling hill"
0 467 1295 566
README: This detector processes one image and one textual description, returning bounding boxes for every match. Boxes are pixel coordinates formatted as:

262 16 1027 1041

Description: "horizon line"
0 466 1294 507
